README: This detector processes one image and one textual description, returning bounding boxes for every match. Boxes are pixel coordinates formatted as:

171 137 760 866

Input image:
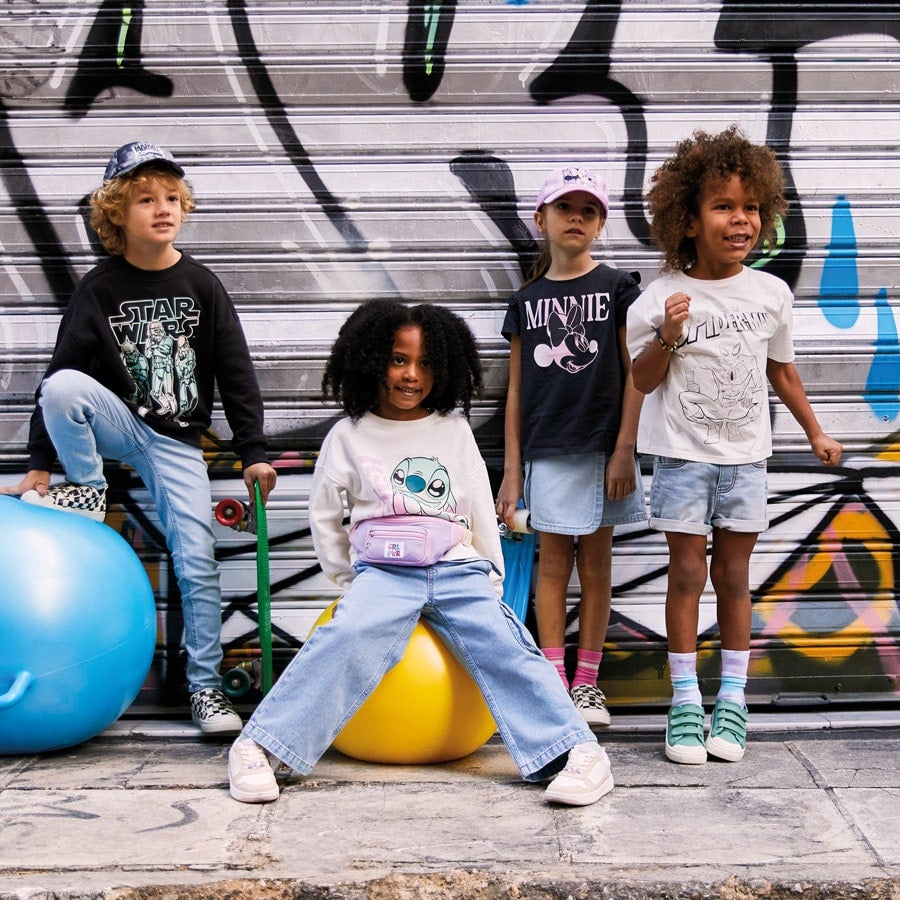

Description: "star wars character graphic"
118 326 199 423
120 339 150 406
174 335 199 422
145 320 177 416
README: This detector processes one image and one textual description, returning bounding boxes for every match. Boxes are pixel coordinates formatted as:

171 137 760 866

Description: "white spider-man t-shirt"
626 266 795 465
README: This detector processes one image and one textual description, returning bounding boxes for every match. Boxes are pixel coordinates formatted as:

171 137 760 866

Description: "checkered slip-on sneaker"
22 482 106 522
706 699 749 762
569 684 612 726
190 688 243 735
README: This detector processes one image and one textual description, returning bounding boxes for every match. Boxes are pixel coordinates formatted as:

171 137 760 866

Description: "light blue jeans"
39 369 224 693
244 559 595 780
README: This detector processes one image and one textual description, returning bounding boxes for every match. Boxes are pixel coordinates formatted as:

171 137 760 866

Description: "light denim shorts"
524 451 646 535
649 456 769 536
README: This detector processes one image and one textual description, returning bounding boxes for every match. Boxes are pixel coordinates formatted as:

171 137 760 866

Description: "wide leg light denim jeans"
244 559 595 781
39 369 224 692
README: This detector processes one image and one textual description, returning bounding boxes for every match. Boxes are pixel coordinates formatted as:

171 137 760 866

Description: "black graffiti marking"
64 0 173 117
137 799 200 833
402 0 458 103
219 525 322 654
6 798 101 822
0 106 77 306
527 0 651 246
764 91 807 292
715 3 899 290
226 0 393 278
715 1 900 50
450 152 538 280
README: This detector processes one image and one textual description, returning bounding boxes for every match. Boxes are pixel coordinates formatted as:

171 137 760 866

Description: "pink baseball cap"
534 166 609 216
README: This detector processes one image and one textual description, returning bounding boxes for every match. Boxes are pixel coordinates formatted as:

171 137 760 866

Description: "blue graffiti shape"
867 289 900 423
403 1 458 102
817 199 899 422
450 153 538 280
64 0 173 117
527 0 650 245
820 196 859 328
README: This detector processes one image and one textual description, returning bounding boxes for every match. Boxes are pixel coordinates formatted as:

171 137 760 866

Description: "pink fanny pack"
350 515 471 567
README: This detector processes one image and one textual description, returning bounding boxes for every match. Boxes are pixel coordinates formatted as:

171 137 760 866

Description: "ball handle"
0 671 34 710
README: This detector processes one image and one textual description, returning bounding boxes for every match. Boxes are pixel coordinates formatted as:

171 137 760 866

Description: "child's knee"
709 561 749 598
667 555 708 596
39 369 89 411
39 369 75 411
538 536 575 572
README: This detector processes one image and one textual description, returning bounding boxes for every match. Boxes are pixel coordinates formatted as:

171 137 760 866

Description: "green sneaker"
665 703 707 764
706 699 749 762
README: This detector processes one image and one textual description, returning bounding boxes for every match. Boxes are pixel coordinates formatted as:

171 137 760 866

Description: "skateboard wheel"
511 508 533 533
215 498 248 529
222 665 252 698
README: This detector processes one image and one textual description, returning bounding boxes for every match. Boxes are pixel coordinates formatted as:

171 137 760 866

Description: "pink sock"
571 649 603 688
542 647 568 689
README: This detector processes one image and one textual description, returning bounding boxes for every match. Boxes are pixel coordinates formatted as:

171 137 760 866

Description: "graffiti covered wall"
1 1 897 709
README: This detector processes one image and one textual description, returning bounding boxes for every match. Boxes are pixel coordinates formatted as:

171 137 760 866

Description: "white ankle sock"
668 651 702 707
718 649 750 706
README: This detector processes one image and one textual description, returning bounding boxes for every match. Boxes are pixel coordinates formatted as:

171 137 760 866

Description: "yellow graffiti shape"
758 503 894 662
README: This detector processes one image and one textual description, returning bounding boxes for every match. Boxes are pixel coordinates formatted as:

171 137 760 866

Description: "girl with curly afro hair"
626 126 842 769
229 299 616 809
322 300 482 420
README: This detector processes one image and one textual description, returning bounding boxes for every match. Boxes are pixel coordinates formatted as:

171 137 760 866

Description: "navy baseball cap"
103 141 184 181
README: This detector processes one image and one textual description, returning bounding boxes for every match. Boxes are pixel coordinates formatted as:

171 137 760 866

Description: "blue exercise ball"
0 495 157 754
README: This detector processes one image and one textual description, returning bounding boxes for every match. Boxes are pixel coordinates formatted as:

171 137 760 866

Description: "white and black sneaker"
570 684 612 726
191 688 243 735
22 482 106 522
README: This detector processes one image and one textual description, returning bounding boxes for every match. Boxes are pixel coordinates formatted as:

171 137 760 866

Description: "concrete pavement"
1 709 898 899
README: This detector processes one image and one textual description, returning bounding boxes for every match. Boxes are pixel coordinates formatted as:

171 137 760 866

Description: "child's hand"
660 291 691 346
244 462 278 504
811 434 843 467
0 469 52 497
605 448 638 501
495 473 524 530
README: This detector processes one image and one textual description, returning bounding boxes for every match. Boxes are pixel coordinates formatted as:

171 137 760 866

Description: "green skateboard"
215 482 273 697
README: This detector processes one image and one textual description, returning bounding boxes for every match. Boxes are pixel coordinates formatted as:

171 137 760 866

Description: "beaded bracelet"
654 327 683 353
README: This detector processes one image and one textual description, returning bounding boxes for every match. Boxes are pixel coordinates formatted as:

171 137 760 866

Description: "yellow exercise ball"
309 601 496 764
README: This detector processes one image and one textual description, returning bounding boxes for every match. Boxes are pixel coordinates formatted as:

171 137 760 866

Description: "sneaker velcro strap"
710 702 748 744
668 706 705 744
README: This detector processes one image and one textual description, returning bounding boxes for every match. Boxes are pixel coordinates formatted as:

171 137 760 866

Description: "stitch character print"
391 455 469 527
